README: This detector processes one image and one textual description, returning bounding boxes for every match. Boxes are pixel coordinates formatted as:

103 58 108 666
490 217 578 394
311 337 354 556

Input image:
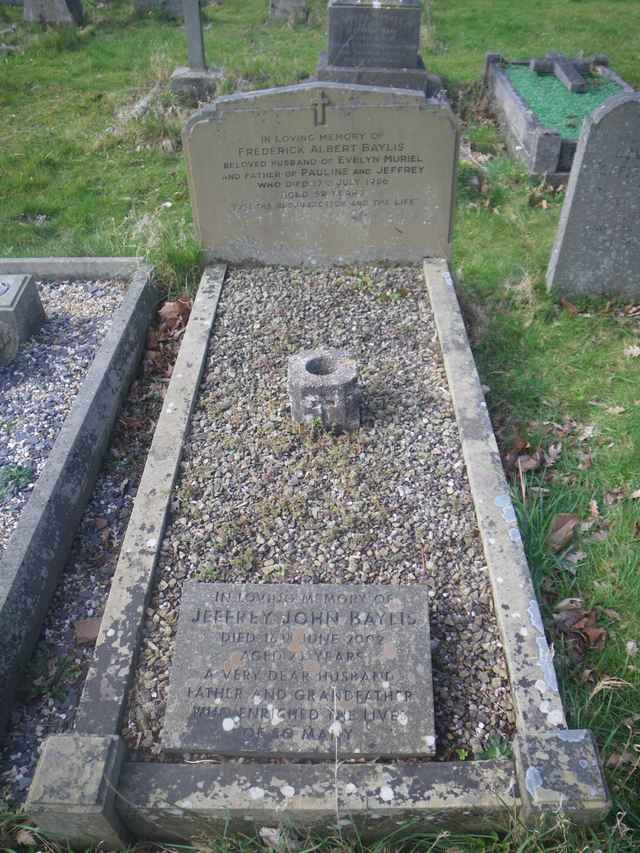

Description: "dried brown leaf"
560 297 579 316
548 513 579 552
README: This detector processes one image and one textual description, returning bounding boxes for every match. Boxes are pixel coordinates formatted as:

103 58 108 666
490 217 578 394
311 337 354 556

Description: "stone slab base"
0 259 156 736
170 66 223 105
316 52 442 96
118 759 517 842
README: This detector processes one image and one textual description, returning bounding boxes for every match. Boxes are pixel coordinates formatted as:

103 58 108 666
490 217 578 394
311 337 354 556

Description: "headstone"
328 0 421 69
269 0 308 24
23 0 83 25
0 275 46 367
183 82 458 265
547 92 640 299
162 581 435 757
134 0 182 19
317 0 440 95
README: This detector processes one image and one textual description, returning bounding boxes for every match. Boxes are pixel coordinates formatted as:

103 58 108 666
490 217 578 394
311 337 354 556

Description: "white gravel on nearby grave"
125 265 515 760
0 279 127 556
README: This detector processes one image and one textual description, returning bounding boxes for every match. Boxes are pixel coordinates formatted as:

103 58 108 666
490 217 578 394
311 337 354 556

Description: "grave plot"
25 83 610 847
485 53 633 183
0 259 156 738
125 264 515 760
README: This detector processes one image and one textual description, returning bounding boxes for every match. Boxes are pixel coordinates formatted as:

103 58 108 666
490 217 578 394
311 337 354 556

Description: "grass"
1 0 640 850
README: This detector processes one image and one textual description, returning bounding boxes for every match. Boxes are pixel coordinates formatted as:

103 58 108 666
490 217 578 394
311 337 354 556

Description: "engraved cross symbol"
312 90 330 127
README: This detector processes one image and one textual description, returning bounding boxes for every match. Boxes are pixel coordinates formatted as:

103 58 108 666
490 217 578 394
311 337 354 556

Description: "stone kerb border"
0 257 157 737
26 262 609 848
484 54 633 183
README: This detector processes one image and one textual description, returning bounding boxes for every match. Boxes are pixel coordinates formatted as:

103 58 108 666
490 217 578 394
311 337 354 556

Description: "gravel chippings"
125 265 515 760
0 279 127 556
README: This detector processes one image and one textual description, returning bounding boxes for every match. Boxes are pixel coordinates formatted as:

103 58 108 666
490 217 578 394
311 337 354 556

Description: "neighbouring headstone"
547 92 640 299
162 581 435 757
269 0 308 24
23 0 83 25
183 82 458 264
0 275 46 366
316 0 441 95
170 0 223 103
134 0 182 18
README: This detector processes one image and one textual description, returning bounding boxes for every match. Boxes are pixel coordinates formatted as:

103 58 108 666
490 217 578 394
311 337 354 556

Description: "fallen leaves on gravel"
548 513 579 551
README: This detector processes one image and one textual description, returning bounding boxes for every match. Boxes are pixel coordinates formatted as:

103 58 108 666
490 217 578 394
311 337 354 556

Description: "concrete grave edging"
74 264 227 737
484 54 633 183
26 260 610 847
0 257 146 280
424 259 610 823
0 258 157 736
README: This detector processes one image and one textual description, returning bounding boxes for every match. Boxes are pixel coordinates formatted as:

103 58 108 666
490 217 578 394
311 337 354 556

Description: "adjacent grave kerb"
484 53 633 182
183 82 459 265
0 260 156 737
547 92 640 298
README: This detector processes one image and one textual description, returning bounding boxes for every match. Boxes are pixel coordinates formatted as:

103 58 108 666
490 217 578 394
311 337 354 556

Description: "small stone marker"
183 82 458 264
0 275 46 367
162 582 435 758
170 0 223 103
547 92 640 299
288 347 361 432
269 0 308 24
23 0 83 24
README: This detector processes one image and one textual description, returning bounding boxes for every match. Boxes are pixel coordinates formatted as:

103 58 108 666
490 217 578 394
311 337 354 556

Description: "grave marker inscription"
547 92 640 298
183 82 458 264
162 582 435 758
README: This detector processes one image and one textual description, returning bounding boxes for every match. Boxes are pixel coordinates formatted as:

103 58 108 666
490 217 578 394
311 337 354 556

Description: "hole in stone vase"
306 355 337 376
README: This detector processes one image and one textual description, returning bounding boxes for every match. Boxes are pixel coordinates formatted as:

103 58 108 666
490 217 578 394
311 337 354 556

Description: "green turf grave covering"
505 64 621 140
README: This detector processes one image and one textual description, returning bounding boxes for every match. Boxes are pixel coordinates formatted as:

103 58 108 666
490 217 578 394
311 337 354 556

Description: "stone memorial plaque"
162 582 435 757
327 0 421 69
547 92 640 298
183 82 458 265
